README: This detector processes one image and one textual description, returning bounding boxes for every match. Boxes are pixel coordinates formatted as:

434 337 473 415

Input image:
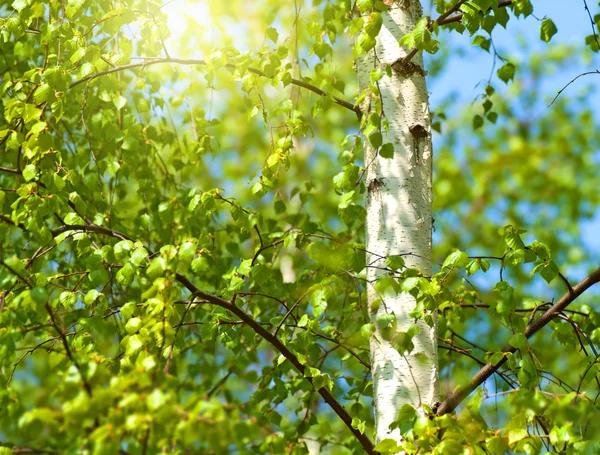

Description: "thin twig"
549 70 600 106
70 57 361 116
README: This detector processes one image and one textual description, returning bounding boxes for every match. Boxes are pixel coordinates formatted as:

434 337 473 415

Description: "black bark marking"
390 58 426 78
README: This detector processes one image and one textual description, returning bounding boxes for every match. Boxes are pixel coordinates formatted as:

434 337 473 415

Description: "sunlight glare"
164 0 211 58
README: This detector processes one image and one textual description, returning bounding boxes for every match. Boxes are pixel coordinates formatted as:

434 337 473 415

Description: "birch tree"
1 0 600 454
357 0 437 444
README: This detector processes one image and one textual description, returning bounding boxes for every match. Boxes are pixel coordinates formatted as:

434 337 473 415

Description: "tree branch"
400 1 513 67
437 266 600 416
0 166 22 175
437 0 513 26
38 223 377 454
45 303 93 397
69 57 361 117
186 288 376 454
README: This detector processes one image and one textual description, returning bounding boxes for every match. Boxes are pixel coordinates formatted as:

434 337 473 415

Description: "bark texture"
357 0 439 443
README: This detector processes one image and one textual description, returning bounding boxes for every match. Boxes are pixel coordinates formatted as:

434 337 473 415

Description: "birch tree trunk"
357 0 439 444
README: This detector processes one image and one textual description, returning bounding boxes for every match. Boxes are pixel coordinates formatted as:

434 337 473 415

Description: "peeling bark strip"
357 0 438 443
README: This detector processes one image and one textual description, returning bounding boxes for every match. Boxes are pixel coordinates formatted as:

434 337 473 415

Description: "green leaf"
351 417 367 434
125 317 142 335
361 323 376 338
531 260 559 283
70 47 86 64
126 335 143 356
146 257 166 280
487 351 505 365
116 262 135 286
130 247 148 266
84 289 100 306
540 18 557 42
114 240 133 261
356 0 374 14
113 95 127 110
59 291 78 309
385 254 405 271
497 62 516 83
266 27 279 43
442 249 469 269
23 164 38 182
369 131 383 149
373 439 401 454
508 333 527 350
473 114 484 129
379 142 394 158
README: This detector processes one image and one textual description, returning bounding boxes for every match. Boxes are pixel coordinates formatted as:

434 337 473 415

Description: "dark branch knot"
389 58 427 77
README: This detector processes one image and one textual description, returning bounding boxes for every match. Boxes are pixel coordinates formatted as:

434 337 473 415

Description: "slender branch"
436 0 470 24
45 303 93 397
290 324 371 370
69 57 361 116
437 267 600 416
437 0 513 26
0 166 22 175
206 370 233 398
549 70 600 106
51 224 133 241
186 286 376 453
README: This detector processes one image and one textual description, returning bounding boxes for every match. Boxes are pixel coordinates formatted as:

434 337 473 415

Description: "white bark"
357 0 439 443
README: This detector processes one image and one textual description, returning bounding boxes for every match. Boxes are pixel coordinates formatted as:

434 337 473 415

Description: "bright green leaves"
306 239 365 273
354 32 377 57
472 35 491 52
442 249 469 270
374 275 401 296
311 42 332 60
59 291 78 309
386 254 405 271
364 12 383 40
375 312 397 338
390 403 417 436
458 0 511 36
125 334 144 357
466 258 490 275
361 323 376 339
114 240 133 261
499 225 561 283
499 225 525 250
399 18 440 54
499 225 535 265
356 0 374 14
540 18 558 43
22 164 38 182
391 324 421 355
125 317 142 335
306 366 334 392
374 438 402 454
517 358 538 387
352 9 386 57
531 259 559 284
333 163 360 193
351 417 367 435
116 263 136 287
473 85 498 130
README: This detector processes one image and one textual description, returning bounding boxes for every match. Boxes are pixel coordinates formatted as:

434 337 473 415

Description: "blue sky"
428 0 600 254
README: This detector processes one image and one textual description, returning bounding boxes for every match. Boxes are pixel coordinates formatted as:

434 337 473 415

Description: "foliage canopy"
1 0 600 454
